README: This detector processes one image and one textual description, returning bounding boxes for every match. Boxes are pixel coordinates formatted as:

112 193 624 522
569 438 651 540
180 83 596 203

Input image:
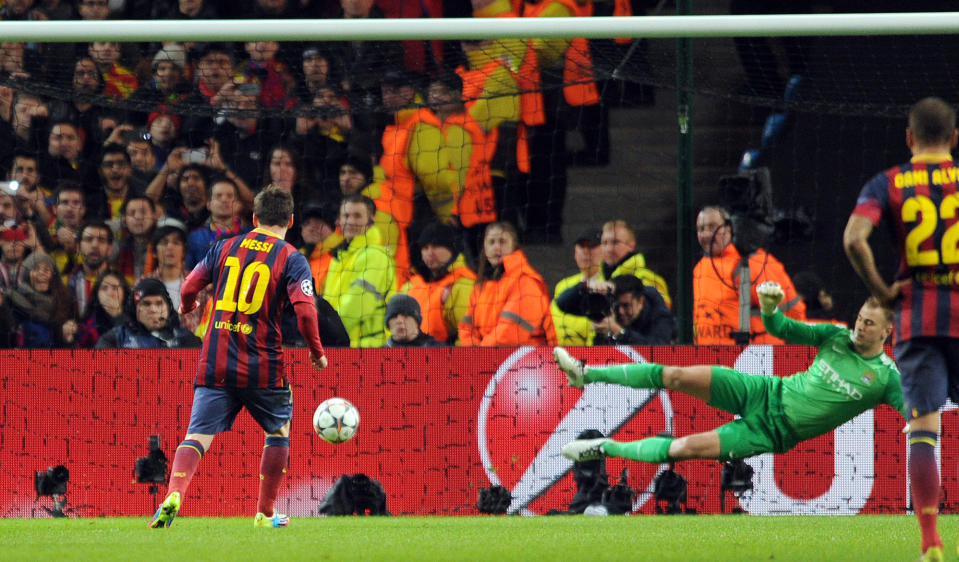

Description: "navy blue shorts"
896 337 959 420
187 386 294 435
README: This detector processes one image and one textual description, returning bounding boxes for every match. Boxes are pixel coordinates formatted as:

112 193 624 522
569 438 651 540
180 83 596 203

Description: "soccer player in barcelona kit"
150 186 328 529
844 96 959 562
558 282 904 477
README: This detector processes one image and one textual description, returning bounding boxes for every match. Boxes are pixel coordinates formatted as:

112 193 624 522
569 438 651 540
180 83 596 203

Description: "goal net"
2 7 956 331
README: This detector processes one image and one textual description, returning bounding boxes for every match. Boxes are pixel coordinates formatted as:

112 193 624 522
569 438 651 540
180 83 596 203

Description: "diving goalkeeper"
558 282 905 464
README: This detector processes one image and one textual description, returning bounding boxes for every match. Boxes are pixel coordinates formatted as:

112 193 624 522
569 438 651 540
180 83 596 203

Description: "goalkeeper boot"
149 491 181 529
253 512 290 528
553 347 586 388
562 438 609 462
919 545 943 562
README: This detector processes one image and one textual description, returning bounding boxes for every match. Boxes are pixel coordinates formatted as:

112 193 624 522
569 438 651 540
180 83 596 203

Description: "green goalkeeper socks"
602 437 673 464
584 363 664 389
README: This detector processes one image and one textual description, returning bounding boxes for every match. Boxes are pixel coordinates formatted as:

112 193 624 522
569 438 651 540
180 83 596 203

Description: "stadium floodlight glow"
34 465 70 518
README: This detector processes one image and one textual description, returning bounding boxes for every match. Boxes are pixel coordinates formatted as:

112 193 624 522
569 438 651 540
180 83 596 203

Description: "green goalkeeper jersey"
763 311 905 440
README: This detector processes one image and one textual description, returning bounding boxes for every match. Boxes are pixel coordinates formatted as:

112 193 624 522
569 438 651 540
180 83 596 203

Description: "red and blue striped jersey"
186 227 315 388
852 154 959 341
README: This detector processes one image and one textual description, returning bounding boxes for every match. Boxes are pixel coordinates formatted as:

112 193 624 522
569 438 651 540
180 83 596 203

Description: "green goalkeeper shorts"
708 366 804 462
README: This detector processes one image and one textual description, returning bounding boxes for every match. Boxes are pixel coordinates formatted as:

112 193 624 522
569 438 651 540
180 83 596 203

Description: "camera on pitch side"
135 435 168 484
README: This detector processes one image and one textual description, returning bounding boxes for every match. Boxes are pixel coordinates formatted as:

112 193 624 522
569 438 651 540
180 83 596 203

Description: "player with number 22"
844 96 959 562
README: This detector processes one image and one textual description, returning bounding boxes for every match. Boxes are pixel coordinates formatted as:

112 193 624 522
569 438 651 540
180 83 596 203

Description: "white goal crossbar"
1 12 958 42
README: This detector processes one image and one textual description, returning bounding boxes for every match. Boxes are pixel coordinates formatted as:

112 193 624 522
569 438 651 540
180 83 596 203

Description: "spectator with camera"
599 219 672 309
123 130 158 187
95 277 201 349
188 43 234 108
555 274 675 346
143 110 182 167
238 41 296 110
3 91 48 158
212 82 284 194
7 150 46 210
693 205 805 344
551 228 603 346
294 84 359 199
6 151 57 240
47 56 106 160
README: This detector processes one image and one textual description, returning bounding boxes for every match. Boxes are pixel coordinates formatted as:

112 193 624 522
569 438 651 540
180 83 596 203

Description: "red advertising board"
0 346 940 518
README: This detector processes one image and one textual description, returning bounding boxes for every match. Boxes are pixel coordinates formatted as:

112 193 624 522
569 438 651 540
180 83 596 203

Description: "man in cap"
555 273 676 345
551 227 603 345
95 277 201 349
399 222 475 345
383 293 443 348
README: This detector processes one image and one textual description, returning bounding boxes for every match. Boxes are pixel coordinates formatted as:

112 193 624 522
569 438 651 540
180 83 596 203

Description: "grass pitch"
1 515 951 561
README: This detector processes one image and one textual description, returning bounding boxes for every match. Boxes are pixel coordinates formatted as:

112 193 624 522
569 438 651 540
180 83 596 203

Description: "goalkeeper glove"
756 281 784 315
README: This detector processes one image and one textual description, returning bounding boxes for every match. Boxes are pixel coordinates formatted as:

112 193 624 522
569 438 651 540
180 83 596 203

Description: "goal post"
3 12 959 41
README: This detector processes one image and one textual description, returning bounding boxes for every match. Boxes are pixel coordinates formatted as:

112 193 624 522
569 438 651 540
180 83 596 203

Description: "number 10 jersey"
187 227 316 388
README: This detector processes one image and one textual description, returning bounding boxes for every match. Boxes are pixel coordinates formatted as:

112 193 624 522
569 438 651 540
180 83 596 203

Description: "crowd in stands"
0 0 836 350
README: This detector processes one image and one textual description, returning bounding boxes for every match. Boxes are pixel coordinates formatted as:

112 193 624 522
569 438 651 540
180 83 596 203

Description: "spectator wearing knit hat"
399 222 475 345
383 294 443 348
128 44 191 125
95 277 201 349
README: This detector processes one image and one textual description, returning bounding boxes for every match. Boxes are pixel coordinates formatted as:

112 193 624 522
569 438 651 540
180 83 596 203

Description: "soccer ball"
313 397 360 444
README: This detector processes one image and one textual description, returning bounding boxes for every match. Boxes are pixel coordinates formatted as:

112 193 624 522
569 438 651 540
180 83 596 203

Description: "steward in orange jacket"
429 71 502 262
374 72 457 285
473 0 574 242
401 223 476 345
693 206 806 344
693 244 806 344
458 222 557 346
